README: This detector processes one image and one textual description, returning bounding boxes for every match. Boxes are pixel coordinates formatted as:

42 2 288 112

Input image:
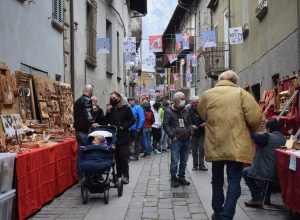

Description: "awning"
130 0 147 15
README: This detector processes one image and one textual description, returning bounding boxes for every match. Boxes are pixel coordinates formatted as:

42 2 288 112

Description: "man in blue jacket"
128 98 145 161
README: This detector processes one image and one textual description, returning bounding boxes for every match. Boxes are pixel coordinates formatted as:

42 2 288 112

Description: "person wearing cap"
141 100 155 157
128 97 145 161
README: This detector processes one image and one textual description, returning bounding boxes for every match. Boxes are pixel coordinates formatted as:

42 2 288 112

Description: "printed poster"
229 27 243 45
149 35 163 53
123 37 136 53
201 30 217 48
97 38 110 54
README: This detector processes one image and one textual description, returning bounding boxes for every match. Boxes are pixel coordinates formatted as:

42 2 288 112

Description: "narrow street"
30 151 291 220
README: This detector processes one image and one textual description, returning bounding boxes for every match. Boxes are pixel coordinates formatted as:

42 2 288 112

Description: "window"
243 0 249 25
223 11 229 69
106 19 112 74
52 0 64 32
85 0 97 68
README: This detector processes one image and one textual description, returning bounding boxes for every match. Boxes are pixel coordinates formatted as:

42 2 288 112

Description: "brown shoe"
244 199 262 208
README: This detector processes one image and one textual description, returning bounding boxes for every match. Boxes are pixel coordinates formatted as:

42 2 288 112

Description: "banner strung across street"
229 27 243 45
96 38 110 54
201 30 217 48
182 33 190 50
167 54 178 64
170 84 176 91
149 35 163 53
123 37 136 54
175 33 182 52
186 54 192 67
186 73 193 82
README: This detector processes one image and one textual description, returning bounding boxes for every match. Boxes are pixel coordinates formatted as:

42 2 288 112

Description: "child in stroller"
79 126 123 204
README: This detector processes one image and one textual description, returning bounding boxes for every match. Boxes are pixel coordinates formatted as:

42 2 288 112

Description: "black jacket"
189 105 205 136
103 103 135 145
163 105 193 141
74 95 94 133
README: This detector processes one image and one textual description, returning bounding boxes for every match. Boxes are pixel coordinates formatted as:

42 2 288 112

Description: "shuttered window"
85 0 97 68
52 0 64 31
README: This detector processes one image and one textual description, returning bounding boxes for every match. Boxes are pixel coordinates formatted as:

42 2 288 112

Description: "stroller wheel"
104 188 109 204
81 186 88 204
117 177 123 197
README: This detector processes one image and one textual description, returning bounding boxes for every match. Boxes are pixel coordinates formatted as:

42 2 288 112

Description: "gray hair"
173 91 185 101
218 70 238 84
191 96 200 102
83 84 94 94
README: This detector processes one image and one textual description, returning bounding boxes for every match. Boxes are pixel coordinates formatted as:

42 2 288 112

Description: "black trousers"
152 127 161 150
115 144 130 178
130 131 142 156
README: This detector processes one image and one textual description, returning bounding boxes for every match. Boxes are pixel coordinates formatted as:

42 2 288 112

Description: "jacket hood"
215 80 238 88
117 95 130 108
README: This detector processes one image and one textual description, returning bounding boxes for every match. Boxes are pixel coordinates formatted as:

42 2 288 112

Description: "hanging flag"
149 35 163 53
176 33 182 52
229 27 243 45
191 54 198 67
170 84 176 91
96 38 110 54
186 73 193 82
182 33 190 50
167 54 178 64
186 54 192 67
145 54 156 70
201 30 217 48
124 53 136 66
172 73 179 81
123 37 136 53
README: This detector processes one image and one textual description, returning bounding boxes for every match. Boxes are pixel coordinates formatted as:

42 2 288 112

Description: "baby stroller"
80 125 123 204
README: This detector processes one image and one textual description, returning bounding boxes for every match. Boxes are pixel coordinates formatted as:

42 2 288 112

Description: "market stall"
276 149 300 213
0 61 77 219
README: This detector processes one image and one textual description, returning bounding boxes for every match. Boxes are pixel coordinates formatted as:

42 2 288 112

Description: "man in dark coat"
189 96 207 171
163 91 193 187
243 119 286 207
103 91 135 184
73 84 99 181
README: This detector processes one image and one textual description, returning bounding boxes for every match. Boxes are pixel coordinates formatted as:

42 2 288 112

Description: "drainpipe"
194 12 197 96
70 0 75 94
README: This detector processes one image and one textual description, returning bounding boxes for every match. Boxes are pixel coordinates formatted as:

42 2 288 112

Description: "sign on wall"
229 27 243 45
123 37 136 53
201 30 217 48
96 38 110 54
149 35 163 53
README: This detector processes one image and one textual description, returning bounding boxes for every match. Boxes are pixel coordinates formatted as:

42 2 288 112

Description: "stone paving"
125 152 208 220
29 150 300 220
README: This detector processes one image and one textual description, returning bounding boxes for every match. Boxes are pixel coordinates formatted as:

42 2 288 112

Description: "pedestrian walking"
74 85 99 183
243 119 286 207
159 100 170 151
141 101 155 157
102 91 135 184
128 97 145 161
198 70 262 220
152 102 162 154
163 92 193 187
189 96 207 171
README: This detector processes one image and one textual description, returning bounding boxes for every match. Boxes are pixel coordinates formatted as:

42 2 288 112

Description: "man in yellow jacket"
198 70 262 220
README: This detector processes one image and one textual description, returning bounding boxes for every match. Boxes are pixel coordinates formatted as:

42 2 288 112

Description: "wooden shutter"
52 0 64 31
85 0 97 67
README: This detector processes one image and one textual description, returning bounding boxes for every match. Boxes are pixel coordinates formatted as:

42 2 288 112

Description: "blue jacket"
130 104 145 132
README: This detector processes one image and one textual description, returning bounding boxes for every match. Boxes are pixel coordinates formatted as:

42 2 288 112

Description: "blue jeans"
159 129 168 151
212 161 243 220
76 132 88 180
242 167 272 202
170 140 191 181
142 128 152 155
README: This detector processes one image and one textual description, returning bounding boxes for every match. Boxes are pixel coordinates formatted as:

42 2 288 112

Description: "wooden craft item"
0 114 25 138
0 65 15 105
38 102 49 119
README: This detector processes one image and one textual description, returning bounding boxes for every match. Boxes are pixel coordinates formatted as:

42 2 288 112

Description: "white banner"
229 27 243 45
123 37 136 53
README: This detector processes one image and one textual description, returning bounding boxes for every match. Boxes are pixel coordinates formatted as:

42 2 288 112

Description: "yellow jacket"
198 80 262 163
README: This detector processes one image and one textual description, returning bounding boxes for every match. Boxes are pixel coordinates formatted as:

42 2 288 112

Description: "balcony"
203 42 229 76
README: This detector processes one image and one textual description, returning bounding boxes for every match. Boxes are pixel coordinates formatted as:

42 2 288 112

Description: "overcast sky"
141 0 177 71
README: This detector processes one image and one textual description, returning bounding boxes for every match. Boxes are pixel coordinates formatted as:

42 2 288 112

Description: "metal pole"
70 0 75 94
228 0 231 70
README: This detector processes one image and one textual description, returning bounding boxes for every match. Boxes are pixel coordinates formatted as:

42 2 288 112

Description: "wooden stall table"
15 138 78 220
276 148 300 213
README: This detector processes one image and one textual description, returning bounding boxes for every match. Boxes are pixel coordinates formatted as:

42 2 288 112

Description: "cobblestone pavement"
125 152 208 220
30 150 299 220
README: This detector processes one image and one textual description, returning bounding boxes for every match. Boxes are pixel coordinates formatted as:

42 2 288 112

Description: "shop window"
52 0 64 32
251 83 261 102
85 0 97 68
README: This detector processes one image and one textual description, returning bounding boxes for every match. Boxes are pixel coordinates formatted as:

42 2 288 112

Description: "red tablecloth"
276 149 300 213
15 138 78 220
